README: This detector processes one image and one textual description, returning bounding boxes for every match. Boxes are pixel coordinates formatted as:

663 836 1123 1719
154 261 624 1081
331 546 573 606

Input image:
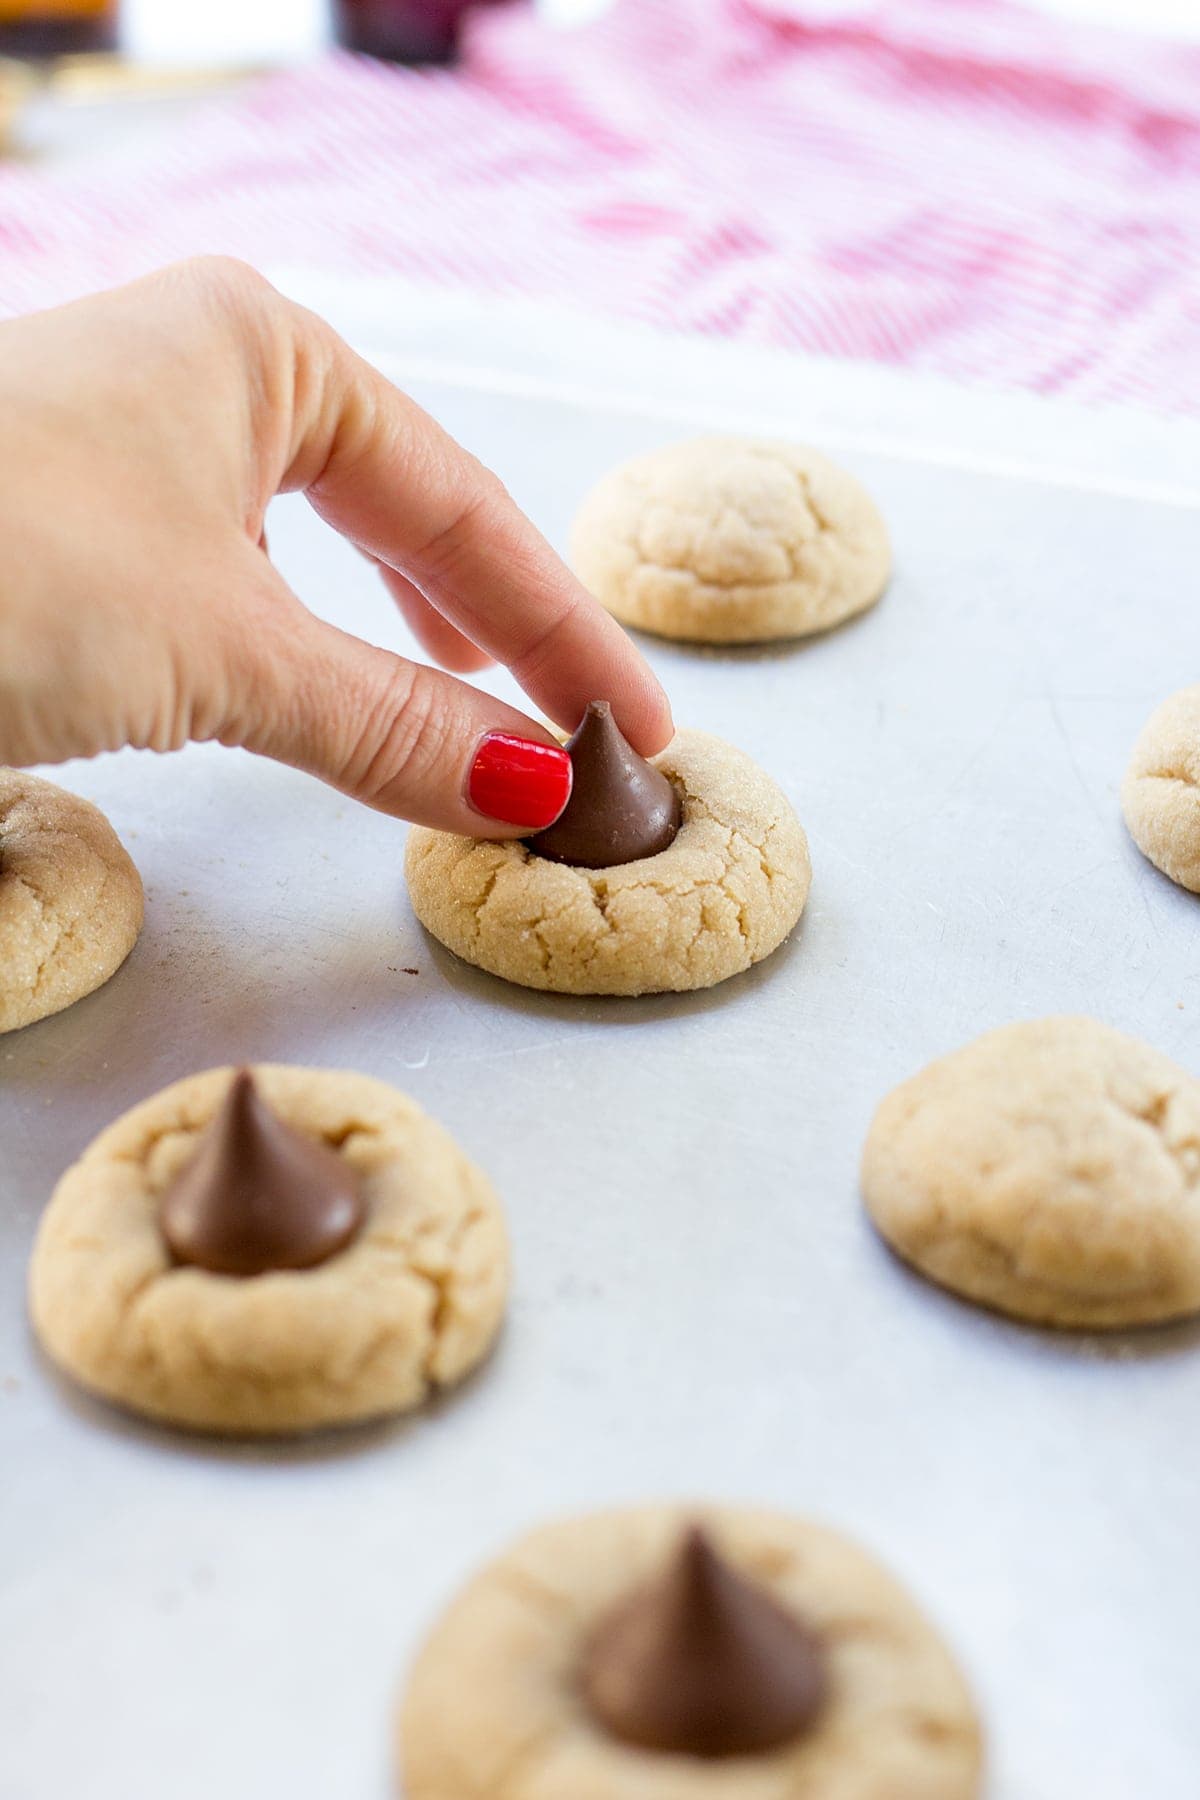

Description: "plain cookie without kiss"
862 1017 1200 1329
570 436 891 644
1122 683 1200 893
0 768 143 1033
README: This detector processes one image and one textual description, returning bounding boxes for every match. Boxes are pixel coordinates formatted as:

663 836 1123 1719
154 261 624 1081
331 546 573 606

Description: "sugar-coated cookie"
570 436 890 644
863 1017 1200 1329
398 1504 983 1799
1122 684 1200 893
0 768 143 1033
30 1065 509 1434
405 729 811 996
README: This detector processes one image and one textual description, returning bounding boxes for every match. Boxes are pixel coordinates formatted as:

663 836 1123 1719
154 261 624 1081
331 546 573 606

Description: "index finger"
283 307 674 757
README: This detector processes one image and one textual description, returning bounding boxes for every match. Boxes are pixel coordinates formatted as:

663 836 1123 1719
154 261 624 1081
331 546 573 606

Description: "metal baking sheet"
2 315 1198 1800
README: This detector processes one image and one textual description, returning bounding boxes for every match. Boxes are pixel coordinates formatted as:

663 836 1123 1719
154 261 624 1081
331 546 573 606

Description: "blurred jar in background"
333 0 474 65
0 0 117 57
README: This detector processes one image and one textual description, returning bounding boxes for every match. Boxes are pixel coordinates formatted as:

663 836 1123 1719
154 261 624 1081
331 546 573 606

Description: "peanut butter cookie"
405 730 810 996
570 437 890 644
1122 684 1200 893
0 768 142 1032
399 1505 982 1799
863 1017 1200 1329
30 1065 509 1434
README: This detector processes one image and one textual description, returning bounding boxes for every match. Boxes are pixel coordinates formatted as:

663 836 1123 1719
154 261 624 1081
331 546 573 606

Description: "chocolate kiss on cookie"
526 700 681 868
581 1525 827 1759
159 1070 366 1277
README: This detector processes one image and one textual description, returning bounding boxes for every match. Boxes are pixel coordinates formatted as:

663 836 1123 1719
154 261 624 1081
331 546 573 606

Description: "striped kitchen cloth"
0 0 1197 412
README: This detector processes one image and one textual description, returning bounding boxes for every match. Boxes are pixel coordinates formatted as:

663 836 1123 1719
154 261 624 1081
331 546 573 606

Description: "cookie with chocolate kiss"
30 1066 510 1434
407 728 812 995
399 1505 984 1798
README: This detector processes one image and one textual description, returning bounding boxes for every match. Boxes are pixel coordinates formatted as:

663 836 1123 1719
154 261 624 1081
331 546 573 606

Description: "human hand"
0 257 672 834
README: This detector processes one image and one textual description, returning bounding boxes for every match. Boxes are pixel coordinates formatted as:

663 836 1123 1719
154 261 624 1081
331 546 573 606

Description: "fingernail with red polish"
468 733 572 829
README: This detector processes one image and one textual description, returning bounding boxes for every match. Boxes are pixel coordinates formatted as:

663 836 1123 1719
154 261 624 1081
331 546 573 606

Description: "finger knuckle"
163 257 282 354
415 465 509 584
510 588 584 689
185 254 274 309
343 663 451 803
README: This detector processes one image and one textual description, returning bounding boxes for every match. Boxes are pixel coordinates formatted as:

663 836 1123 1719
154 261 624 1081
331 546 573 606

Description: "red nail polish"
468 733 572 830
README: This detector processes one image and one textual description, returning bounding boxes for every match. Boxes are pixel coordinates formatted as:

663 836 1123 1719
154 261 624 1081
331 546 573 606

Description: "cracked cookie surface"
570 436 891 644
862 1017 1200 1329
398 1504 983 1800
0 768 143 1033
29 1065 509 1434
405 730 811 996
1122 684 1200 893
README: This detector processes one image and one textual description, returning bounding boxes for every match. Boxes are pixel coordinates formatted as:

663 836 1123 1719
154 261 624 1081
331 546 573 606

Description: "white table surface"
1 296 1198 1799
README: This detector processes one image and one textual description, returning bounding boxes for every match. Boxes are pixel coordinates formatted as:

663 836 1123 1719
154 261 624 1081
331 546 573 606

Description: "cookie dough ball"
863 1017 1200 1329
398 1505 983 1800
30 1066 509 1434
570 437 890 644
1122 684 1200 893
405 729 811 996
0 768 143 1033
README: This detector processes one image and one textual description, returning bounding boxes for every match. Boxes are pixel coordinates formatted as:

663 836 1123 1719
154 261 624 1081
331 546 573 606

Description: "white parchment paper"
2 300 1198 1799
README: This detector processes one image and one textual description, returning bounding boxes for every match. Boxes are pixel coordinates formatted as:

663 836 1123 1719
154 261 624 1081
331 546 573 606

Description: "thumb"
228 568 573 836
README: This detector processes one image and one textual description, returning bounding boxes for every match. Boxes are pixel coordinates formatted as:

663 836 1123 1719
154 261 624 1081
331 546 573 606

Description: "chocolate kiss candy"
525 700 681 868
582 1526 827 1759
159 1070 366 1277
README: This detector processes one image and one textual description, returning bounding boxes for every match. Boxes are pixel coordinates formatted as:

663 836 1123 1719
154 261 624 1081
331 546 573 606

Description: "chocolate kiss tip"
525 699 681 869
581 1523 827 1760
159 1068 366 1278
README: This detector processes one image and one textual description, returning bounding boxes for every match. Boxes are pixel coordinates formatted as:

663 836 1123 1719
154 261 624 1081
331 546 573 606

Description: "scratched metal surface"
2 363 1199 1800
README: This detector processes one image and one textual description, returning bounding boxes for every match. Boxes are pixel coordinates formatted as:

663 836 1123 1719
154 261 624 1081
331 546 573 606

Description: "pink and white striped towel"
0 0 1197 412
